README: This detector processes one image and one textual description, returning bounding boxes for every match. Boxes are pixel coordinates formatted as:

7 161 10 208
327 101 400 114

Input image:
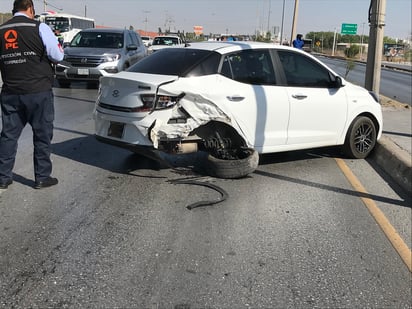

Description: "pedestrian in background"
292 33 304 49
54 27 64 46
0 0 64 189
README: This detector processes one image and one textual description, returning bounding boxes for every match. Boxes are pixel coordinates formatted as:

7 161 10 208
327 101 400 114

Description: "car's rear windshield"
152 36 180 46
127 48 220 77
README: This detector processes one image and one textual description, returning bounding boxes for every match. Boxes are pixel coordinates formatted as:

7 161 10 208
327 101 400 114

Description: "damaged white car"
94 42 383 178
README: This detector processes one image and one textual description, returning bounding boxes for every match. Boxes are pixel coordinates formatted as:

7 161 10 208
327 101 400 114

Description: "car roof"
80 28 129 34
154 35 181 38
183 41 302 54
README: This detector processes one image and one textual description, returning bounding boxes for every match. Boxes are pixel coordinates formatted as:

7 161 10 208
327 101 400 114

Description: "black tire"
199 148 259 179
57 79 71 88
343 116 377 159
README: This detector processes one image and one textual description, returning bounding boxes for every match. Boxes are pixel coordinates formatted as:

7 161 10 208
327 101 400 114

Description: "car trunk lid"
98 72 179 112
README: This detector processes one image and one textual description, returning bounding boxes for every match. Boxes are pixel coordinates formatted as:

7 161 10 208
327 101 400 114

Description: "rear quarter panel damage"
150 77 248 147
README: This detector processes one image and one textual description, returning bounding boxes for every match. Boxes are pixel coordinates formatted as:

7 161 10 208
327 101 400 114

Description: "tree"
344 60 356 78
344 44 360 58
0 12 13 24
383 36 397 44
305 31 369 51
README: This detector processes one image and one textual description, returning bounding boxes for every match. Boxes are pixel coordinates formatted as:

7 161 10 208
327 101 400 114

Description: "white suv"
147 35 186 54
141 36 153 47
55 28 147 87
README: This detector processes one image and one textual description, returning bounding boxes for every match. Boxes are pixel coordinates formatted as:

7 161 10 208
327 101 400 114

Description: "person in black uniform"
0 0 64 189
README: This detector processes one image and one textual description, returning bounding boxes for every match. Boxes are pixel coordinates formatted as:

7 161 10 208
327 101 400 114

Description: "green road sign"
341 23 358 35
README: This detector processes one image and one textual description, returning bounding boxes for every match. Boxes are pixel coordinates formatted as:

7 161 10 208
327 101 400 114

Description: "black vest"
0 16 54 94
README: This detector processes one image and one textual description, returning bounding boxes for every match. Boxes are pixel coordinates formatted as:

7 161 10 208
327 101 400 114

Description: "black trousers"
0 90 55 182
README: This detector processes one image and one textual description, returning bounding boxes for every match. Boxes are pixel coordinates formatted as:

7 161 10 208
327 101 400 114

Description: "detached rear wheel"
199 148 259 179
343 116 377 159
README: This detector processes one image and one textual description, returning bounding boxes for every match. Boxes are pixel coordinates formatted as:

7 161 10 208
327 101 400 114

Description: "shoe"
34 177 58 189
0 179 12 189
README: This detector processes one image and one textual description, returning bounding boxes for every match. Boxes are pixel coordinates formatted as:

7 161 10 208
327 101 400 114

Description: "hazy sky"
1 0 410 40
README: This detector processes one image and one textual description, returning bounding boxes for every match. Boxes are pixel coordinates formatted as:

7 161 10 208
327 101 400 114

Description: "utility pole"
267 0 271 37
290 0 299 46
360 22 366 60
280 0 286 44
365 0 386 94
143 10 150 35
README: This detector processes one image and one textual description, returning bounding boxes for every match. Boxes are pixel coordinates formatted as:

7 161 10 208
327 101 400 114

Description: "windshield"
127 48 220 77
45 17 70 32
70 32 124 48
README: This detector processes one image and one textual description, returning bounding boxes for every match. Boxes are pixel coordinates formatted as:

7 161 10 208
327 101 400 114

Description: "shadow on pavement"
51 135 167 175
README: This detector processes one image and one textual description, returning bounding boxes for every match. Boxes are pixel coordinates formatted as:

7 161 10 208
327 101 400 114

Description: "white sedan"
94 41 382 178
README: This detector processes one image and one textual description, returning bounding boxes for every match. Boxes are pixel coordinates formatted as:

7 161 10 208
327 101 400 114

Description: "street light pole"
290 0 299 46
360 22 365 60
267 0 271 36
143 10 150 35
280 0 286 44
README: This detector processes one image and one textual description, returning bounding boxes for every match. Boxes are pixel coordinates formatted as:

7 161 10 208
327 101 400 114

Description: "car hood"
64 47 122 56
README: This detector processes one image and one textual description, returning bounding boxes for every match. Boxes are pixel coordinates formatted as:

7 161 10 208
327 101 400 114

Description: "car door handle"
292 94 308 100
227 95 245 102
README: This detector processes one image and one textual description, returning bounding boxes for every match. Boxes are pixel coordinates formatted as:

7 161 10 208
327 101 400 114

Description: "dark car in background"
55 28 146 87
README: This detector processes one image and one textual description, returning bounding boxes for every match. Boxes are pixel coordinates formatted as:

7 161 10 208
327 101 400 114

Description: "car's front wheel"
343 116 377 159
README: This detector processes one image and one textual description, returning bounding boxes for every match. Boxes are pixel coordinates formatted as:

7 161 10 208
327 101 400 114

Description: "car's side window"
137 34 143 47
125 31 134 47
220 49 276 85
132 33 141 46
130 32 136 45
277 50 332 87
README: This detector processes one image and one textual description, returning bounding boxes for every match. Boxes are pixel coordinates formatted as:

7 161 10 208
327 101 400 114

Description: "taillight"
155 95 179 109
135 94 155 112
137 93 185 112
155 93 185 110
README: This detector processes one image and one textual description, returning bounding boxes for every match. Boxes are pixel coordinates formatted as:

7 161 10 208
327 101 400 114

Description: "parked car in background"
94 42 382 178
55 28 146 87
141 36 153 47
147 34 187 54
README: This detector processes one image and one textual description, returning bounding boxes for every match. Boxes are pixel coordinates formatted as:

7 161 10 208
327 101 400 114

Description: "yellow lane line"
335 158 411 272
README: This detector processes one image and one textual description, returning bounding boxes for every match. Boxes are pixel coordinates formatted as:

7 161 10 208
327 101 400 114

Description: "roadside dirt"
380 95 411 111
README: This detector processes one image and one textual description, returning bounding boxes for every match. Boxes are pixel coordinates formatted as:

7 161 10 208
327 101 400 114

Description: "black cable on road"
169 178 229 210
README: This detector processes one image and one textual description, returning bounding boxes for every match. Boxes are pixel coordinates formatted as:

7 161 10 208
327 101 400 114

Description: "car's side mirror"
333 76 345 88
127 44 138 51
